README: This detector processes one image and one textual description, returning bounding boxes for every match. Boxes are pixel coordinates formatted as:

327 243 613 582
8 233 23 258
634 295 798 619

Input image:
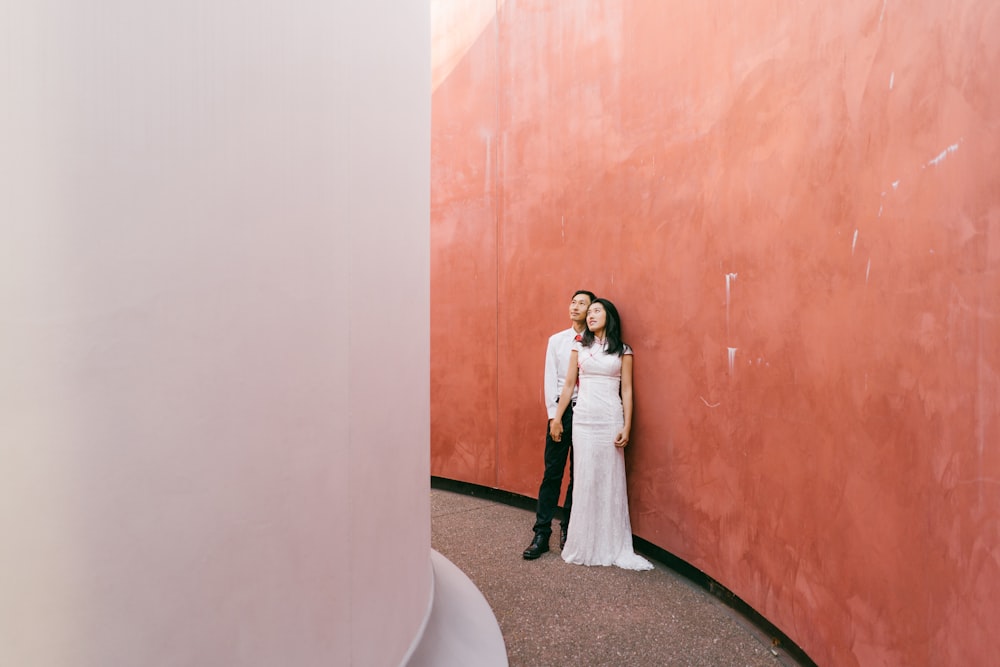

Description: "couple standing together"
522 290 653 571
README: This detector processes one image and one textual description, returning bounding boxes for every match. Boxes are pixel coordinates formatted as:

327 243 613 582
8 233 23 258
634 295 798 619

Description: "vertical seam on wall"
493 1 501 489
345 41 355 661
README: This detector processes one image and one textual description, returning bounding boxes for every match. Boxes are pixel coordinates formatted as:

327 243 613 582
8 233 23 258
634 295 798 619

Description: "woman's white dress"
562 341 653 571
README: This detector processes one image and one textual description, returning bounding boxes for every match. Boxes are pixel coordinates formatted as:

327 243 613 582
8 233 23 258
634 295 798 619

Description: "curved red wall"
431 2 1000 665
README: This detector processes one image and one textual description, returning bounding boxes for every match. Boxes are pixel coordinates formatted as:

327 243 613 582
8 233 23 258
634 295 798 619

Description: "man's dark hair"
572 289 597 303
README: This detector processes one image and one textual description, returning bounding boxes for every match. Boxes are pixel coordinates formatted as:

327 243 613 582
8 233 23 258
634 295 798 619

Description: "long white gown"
562 341 653 571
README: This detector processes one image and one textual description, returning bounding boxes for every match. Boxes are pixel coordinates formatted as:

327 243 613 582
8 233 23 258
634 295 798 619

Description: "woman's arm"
549 351 579 442
615 353 634 448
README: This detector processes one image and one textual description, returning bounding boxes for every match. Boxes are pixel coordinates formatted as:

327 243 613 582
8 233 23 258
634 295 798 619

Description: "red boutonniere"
574 334 582 342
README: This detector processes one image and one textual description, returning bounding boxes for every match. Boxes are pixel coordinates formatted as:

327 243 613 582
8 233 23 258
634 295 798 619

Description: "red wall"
431 2 1000 665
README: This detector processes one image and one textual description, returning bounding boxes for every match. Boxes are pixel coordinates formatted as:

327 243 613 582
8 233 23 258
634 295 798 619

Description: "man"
523 289 597 560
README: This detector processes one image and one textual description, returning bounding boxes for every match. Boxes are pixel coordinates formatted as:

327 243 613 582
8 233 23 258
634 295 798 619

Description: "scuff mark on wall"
925 142 961 168
726 272 738 336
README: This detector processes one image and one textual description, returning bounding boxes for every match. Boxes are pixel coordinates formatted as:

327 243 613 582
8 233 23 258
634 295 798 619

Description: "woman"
550 298 653 570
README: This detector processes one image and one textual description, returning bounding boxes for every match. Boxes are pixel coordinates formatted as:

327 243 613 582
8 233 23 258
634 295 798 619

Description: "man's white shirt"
544 327 582 419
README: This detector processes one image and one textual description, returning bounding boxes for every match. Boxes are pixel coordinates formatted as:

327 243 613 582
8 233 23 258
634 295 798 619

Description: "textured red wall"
431 2 1000 665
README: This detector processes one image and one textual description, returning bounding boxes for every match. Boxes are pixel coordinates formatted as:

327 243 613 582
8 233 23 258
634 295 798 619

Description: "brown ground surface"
431 488 803 667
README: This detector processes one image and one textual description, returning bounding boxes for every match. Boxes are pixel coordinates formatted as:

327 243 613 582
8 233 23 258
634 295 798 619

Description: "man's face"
569 294 592 323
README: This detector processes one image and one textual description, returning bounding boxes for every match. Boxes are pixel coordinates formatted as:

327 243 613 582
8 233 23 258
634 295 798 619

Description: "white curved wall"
0 2 430 665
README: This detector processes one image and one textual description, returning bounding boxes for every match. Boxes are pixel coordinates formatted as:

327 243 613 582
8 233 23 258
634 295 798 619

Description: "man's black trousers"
532 404 574 538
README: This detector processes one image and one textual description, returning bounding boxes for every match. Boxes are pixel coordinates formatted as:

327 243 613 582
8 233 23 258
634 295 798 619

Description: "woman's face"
586 303 607 334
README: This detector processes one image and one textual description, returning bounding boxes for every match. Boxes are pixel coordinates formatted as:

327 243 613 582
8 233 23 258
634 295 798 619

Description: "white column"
0 2 435 665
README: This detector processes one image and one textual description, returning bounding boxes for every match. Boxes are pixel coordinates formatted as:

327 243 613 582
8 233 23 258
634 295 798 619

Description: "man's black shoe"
560 523 568 549
522 533 549 560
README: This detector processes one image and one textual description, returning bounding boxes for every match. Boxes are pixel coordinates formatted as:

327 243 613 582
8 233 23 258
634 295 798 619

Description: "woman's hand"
614 429 629 448
550 418 564 442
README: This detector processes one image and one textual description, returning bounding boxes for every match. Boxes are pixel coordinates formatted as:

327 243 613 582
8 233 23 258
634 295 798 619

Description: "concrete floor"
431 488 803 667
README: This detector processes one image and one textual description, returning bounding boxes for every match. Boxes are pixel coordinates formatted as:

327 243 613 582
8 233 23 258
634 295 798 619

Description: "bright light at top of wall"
431 0 506 91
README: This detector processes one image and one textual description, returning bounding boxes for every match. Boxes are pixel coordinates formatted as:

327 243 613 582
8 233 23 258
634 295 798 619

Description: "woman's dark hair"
581 297 626 356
